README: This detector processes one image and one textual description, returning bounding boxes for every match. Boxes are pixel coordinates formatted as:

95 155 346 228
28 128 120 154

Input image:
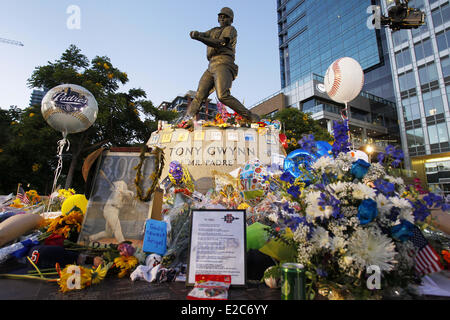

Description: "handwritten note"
143 219 167 255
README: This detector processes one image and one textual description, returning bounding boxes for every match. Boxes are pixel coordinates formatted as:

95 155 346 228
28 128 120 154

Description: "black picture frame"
186 209 247 287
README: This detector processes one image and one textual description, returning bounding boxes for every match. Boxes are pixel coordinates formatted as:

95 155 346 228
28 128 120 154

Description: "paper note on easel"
143 219 167 255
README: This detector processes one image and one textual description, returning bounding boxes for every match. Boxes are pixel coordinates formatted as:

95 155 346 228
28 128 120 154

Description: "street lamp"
365 145 374 162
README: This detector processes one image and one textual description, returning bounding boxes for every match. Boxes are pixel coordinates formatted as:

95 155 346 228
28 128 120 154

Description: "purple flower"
332 120 351 157
118 243 135 257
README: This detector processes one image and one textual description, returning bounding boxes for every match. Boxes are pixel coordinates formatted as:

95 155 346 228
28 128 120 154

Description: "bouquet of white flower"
264 121 449 300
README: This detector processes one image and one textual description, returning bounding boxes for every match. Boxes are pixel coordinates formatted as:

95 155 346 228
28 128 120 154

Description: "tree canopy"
273 107 333 154
0 45 176 194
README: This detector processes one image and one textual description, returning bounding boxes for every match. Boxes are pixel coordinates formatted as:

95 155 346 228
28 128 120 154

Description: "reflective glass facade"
278 0 383 89
382 0 450 194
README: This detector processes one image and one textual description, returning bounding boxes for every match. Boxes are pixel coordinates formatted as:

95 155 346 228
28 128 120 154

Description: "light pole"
365 145 374 163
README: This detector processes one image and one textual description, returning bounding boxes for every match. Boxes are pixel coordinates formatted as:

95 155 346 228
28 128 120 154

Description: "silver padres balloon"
41 84 98 136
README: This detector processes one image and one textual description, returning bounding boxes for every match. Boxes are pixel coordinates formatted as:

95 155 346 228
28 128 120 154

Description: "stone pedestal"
147 126 286 193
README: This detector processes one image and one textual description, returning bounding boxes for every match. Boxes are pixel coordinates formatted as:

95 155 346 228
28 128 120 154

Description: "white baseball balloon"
324 57 364 104
41 84 98 136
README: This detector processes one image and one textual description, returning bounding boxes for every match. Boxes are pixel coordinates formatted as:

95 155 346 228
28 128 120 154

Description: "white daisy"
330 236 347 254
352 182 376 200
347 227 397 271
311 156 334 174
375 193 393 214
310 226 331 249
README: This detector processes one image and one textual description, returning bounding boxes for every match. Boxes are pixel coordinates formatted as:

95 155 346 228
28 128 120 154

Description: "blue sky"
0 0 280 110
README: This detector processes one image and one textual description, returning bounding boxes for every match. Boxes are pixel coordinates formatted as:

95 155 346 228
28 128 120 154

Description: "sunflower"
90 263 111 285
114 256 138 278
58 265 92 293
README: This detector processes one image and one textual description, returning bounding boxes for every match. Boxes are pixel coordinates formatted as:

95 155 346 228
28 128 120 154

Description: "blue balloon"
316 141 332 158
284 149 317 180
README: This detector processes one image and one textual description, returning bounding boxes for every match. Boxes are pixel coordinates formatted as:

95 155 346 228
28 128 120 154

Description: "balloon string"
46 137 69 213
341 103 354 150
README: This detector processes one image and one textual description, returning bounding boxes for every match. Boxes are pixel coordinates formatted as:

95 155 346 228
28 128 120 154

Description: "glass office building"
381 0 450 195
278 0 394 98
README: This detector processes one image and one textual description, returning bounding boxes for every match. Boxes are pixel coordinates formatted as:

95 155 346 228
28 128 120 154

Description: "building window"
431 3 450 28
402 95 421 121
423 88 444 116
398 71 416 92
392 29 409 47
436 29 450 52
414 38 433 61
406 127 424 147
395 47 412 68
441 56 450 79
428 122 449 145
418 62 439 85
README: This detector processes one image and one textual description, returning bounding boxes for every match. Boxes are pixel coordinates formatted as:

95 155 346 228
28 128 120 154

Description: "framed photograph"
78 150 158 248
186 209 247 287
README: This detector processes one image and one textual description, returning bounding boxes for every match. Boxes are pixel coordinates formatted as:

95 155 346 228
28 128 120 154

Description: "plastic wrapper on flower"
168 161 195 192
238 159 270 206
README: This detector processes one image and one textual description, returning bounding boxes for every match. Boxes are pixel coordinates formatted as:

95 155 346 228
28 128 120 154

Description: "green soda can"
281 263 306 300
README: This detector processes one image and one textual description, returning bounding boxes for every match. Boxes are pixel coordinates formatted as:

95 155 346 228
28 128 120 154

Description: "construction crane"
0 37 24 47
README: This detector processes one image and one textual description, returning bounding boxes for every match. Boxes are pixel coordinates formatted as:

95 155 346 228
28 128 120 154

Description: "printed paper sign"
177 132 189 142
161 133 172 143
210 131 222 141
143 219 167 255
194 131 205 141
227 131 239 141
149 134 159 144
244 133 255 142
187 209 246 286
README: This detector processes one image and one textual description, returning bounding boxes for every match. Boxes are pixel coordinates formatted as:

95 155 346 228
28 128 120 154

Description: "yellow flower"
58 265 92 293
10 198 24 208
238 203 250 210
90 263 110 285
303 115 308 121
29 113 35 117
107 73 113 79
114 256 138 278
11 121 17 125
134 109 139 115
103 63 110 70
291 139 298 146
95 82 102 87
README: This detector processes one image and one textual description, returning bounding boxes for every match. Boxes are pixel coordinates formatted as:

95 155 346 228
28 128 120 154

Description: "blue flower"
332 120 351 157
298 134 317 155
391 220 415 242
374 179 395 196
280 171 295 185
287 185 301 198
377 152 385 163
357 199 378 225
411 200 430 222
351 159 371 179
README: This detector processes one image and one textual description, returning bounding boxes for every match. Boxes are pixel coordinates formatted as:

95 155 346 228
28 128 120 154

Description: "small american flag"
411 226 443 276
17 186 30 204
